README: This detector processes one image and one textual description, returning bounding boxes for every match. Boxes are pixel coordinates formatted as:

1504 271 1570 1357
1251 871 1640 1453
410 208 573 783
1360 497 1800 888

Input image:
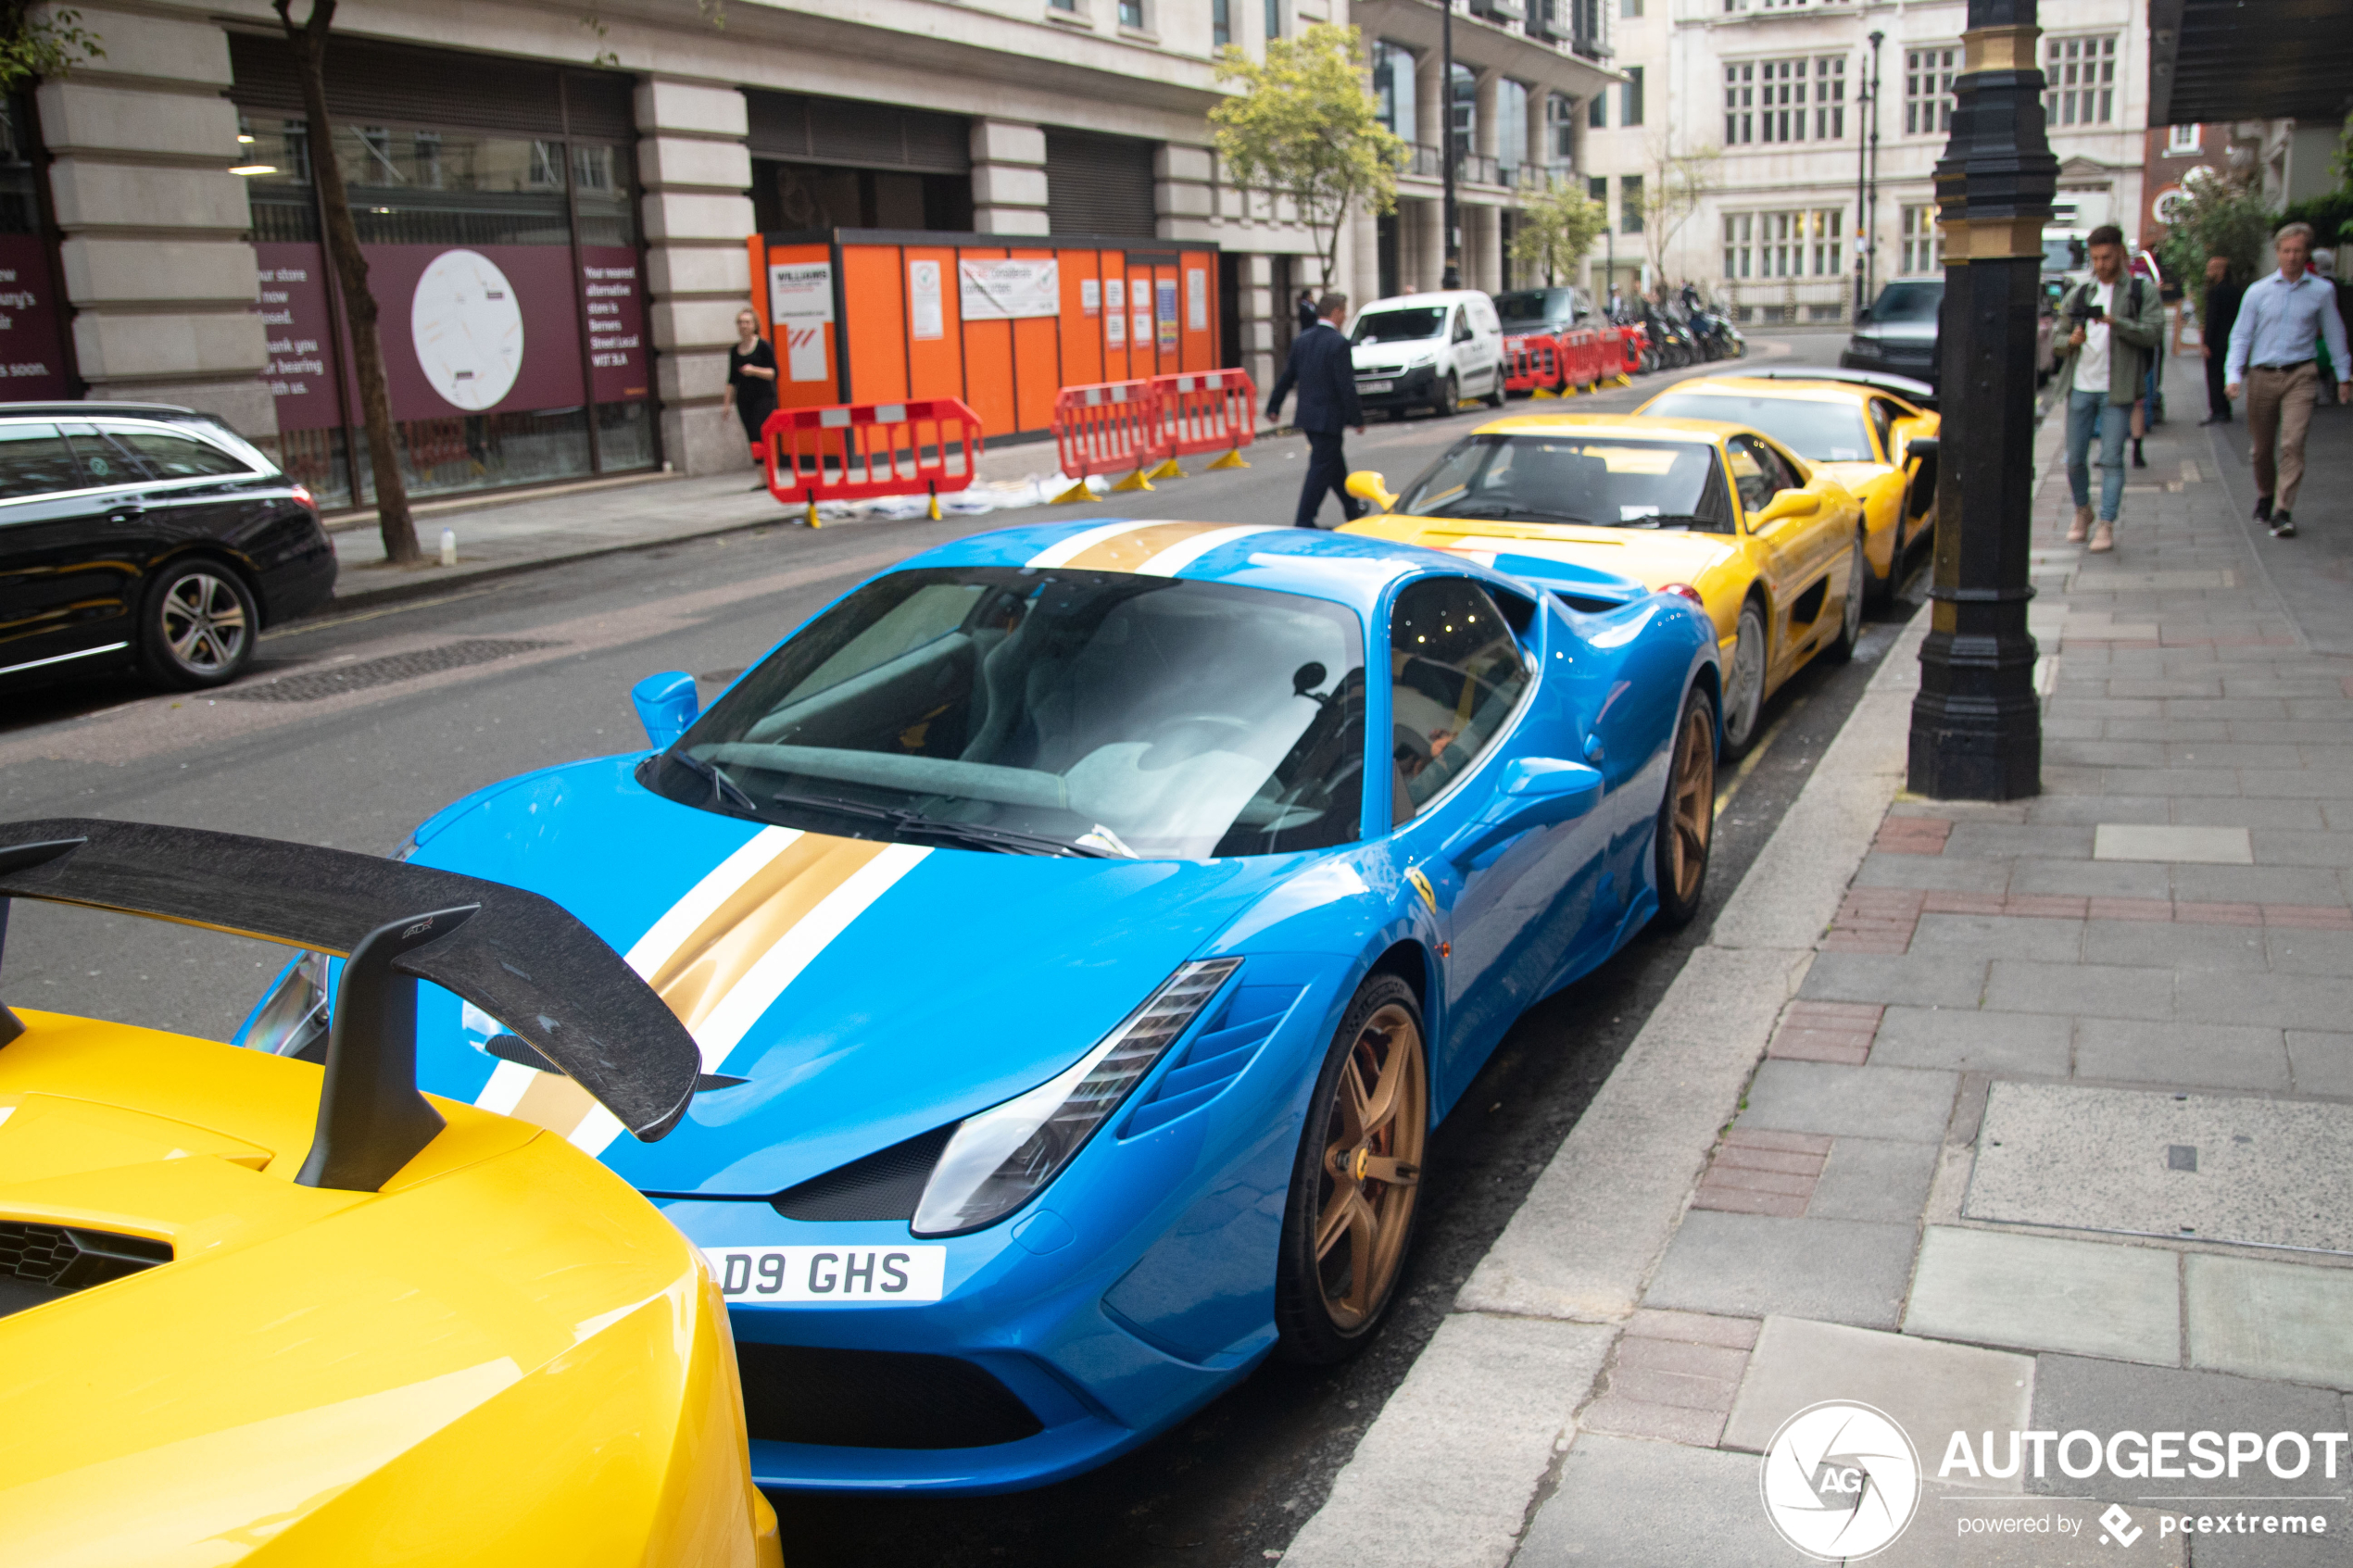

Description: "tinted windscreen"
1352 307 1446 344
647 569 1368 860
1869 282 1943 322
1395 433 1728 530
1494 288 1574 328
1642 394 1874 463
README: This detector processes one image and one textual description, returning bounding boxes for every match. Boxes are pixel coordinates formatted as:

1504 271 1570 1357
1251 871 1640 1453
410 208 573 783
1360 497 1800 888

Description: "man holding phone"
2053 224 2167 553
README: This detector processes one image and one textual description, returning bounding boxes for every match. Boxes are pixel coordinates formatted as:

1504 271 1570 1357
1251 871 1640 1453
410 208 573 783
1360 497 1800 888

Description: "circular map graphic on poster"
410 249 524 411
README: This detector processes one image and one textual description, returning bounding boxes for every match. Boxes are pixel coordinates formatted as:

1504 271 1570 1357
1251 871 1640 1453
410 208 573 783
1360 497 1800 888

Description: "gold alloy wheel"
1314 1002 1427 1331
1664 697 1717 906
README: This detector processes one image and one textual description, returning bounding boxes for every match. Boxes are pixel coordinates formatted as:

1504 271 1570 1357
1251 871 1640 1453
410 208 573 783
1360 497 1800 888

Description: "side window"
1388 577 1529 823
1866 398 1897 458
1452 306 1473 344
1725 435 1777 514
0 423 83 500
60 432 139 489
99 426 253 481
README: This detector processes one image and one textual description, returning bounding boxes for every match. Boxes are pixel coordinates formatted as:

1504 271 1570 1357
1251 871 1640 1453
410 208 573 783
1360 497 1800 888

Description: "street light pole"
1853 44 1870 320
1906 0 2055 800
1867 31 1884 305
1441 0 1461 288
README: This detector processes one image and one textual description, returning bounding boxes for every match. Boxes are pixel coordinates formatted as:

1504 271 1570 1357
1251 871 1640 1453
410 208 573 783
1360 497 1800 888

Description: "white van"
1347 291 1506 419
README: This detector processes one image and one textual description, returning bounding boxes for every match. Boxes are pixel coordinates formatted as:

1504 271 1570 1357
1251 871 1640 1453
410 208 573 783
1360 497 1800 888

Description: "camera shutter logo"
1758 1401 1921 1560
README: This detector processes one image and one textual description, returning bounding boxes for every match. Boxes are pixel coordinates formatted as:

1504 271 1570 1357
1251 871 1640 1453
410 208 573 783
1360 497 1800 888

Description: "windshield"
1353 307 1447 345
1869 282 1943 323
1642 393 1875 463
1394 433 1730 531
644 568 1369 860
1494 288 1577 328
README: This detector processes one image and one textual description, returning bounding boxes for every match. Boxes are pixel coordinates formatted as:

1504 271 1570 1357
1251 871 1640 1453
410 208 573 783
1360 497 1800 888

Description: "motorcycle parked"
1685 302 1746 361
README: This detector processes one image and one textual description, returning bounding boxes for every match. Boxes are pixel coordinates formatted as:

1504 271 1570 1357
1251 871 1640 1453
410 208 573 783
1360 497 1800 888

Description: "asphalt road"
0 327 1905 1567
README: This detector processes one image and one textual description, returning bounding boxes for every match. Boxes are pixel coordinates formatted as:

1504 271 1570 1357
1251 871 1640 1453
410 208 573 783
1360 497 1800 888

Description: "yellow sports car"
1633 372 1939 602
1342 413 1869 755
0 818 783 1568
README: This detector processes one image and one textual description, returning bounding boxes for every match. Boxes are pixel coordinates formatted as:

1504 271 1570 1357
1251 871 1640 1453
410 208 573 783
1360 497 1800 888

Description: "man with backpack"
2052 225 2168 553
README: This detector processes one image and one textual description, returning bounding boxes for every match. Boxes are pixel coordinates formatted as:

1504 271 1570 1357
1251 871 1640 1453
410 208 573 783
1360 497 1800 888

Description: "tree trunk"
277 0 418 565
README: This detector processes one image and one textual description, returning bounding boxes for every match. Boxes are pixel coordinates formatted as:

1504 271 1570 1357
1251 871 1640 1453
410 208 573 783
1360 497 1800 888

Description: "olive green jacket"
2053 274 2167 407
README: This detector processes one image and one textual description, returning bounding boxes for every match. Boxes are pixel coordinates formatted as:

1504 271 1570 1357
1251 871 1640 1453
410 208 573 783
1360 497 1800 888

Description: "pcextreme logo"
1759 1401 1923 1561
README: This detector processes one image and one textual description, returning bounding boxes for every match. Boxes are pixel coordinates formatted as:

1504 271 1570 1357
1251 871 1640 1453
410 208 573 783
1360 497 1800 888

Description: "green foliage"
1212 24 1404 284
2158 169 2275 318
1511 178 1608 284
2279 187 2353 249
0 4 103 94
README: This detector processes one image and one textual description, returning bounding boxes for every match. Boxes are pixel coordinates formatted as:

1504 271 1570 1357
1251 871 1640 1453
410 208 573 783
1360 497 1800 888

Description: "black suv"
0 403 334 691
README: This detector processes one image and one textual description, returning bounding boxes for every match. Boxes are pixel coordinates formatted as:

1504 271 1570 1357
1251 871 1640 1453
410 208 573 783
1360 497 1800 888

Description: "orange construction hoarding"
748 229 1223 443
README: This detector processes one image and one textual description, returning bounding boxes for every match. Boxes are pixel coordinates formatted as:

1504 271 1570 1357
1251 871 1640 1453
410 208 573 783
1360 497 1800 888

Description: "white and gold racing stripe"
478 829 931 1154
1027 521 1277 575
1026 520 1151 569
1135 524 1279 577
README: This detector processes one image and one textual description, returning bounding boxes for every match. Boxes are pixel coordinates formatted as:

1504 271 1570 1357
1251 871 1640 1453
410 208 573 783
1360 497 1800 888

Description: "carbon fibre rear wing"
0 818 699 1191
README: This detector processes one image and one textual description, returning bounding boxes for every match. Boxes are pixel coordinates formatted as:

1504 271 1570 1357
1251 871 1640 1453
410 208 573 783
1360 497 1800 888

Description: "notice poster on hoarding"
909 259 944 341
582 247 648 403
1104 278 1125 312
768 261 835 383
0 235 69 401
1188 268 1208 332
1156 280 1178 353
255 244 344 433
1105 306 1125 346
1080 278 1101 317
958 258 1060 320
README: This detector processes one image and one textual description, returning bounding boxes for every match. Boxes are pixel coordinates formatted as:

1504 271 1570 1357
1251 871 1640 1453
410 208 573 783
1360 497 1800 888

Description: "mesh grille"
225 639 560 702
735 1341 1043 1449
770 1125 953 1223
0 1222 171 1318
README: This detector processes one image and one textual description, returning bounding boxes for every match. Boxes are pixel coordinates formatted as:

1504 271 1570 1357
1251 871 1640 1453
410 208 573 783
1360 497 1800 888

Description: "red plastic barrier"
1147 369 1258 470
1503 333 1563 394
761 397 984 526
1051 379 1160 494
1616 323 1646 376
1567 328 1606 390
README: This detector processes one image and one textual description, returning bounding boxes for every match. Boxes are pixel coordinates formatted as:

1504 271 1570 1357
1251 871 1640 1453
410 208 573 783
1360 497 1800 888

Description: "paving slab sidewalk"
1281 355 2353 1567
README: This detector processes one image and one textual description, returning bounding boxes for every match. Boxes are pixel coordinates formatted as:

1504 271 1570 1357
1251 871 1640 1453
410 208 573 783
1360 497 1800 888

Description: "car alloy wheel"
1277 973 1426 1362
143 561 257 689
1722 600 1768 756
1653 686 1717 929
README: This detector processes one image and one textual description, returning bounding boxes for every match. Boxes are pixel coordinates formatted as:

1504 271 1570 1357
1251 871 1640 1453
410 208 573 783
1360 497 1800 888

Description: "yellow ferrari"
1633 372 1939 603
1342 413 1869 755
0 818 783 1568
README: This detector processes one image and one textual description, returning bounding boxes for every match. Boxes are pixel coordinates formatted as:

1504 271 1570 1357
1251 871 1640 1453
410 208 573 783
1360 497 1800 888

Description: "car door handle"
107 503 145 521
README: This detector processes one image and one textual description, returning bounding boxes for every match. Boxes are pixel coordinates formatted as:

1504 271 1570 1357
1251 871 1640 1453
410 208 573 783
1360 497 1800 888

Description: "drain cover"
227 639 560 702
1966 1083 2353 1255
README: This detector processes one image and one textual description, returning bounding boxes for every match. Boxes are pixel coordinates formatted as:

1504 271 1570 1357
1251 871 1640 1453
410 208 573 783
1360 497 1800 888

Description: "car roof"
1361 292 1489 309
889 518 1560 616
1645 376 1869 406
1468 413 1740 443
0 401 218 423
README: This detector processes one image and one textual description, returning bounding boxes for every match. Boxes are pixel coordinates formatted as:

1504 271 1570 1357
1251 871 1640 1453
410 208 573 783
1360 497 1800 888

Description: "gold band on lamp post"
1960 23 2039 72
1935 213 2048 261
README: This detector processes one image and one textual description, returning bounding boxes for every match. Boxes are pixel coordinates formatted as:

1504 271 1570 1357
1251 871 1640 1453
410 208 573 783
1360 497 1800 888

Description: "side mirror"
632 671 699 750
1856 306 1873 323
1345 470 1396 511
1446 758 1604 865
1752 489 1822 528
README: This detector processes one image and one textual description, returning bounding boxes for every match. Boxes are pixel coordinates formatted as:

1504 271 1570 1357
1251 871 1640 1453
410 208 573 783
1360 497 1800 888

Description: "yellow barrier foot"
928 494 943 521
1206 448 1249 470
1145 458 1185 481
1530 387 1557 400
1051 479 1095 504
804 500 821 529
1111 469 1154 493
1616 373 1633 387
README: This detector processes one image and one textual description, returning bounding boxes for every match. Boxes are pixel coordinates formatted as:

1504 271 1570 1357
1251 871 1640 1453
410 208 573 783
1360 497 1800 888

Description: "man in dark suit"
1266 293 1366 529
2196 252 2244 426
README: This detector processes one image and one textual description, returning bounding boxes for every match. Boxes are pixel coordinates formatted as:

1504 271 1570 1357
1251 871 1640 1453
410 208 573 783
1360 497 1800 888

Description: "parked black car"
1493 284 1595 341
1841 280 1944 388
0 403 335 692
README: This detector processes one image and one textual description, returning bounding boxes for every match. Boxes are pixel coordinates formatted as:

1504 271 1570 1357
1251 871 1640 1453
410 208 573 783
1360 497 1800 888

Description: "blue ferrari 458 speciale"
241 518 1720 1494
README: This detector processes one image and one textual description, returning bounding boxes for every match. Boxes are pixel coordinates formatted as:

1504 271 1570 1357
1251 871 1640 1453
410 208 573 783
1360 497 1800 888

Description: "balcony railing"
1403 0 1613 63
1396 146 1573 193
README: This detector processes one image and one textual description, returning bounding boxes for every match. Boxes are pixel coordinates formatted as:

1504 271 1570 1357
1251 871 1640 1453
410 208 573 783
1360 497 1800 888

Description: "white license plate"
702 1245 947 1303
1359 379 1393 393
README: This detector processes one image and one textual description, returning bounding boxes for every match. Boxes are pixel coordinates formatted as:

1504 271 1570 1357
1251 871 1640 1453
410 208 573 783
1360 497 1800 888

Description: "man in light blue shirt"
2225 222 2351 539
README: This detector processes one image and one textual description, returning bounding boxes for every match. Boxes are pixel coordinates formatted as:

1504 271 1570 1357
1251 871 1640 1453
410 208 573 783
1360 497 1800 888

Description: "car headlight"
911 959 1240 1236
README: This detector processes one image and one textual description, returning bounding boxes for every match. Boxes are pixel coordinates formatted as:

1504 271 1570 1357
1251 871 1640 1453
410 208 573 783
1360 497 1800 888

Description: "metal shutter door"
227 32 631 141
1044 130 1157 238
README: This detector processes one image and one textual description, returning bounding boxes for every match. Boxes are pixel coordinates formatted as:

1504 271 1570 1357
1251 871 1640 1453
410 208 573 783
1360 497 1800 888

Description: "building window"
1728 56 1844 144
1119 0 1144 28
1904 46 1957 136
2045 34 2116 127
1050 0 1077 10
1724 207 1845 278
1899 204 1942 274
1451 62 1476 146
1498 80 1529 178
1620 173 1642 232
1590 90 1607 129
2166 122 2200 154
1621 0 1642 14
1621 66 1644 126
1548 93 1578 163
1214 0 1230 46
1265 0 1282 40
1373 42 1415 136
1590 174 1608 224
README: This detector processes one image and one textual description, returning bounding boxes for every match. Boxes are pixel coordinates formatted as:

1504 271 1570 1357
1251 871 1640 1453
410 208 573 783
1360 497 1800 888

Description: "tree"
1511 178 1608 287
1211 23 1403 289
1637 135 1722 282
0 4 100 93
2158 166 2275 320
274 0 419 564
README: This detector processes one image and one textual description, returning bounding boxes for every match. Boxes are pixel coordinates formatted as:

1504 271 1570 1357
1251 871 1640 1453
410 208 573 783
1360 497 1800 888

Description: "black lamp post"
1906 0 2055 800
1441 0 1461 289
1866 31 1884 303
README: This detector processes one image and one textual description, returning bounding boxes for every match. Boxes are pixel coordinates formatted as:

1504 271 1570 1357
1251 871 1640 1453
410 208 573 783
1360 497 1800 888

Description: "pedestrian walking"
1296 289 1320 333
2193 252 2244 426
1265 292 1365 530
2053 224 2167 554
724 307 778 491
2225 221 2352 540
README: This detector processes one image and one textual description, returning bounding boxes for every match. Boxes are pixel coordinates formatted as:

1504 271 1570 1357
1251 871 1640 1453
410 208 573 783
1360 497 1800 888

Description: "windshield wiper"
769 788 1112 859
1618 513 1712 530
665 749 760 812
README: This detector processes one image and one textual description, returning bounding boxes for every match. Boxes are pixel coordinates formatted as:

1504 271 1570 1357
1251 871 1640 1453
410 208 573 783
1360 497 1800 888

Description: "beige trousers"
2246 361 2319 509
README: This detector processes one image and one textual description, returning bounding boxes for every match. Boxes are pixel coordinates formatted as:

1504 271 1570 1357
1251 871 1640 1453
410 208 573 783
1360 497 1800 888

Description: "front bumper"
1354 363 1439 409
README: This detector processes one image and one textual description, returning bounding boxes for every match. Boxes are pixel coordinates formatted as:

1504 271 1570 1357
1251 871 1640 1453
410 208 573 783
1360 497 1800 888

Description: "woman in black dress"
724 307 778 483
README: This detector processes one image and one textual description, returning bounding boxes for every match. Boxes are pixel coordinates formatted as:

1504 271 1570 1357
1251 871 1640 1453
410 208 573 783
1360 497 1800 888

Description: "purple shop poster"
0 233 72 401
255 243 345 433
582 245 648 404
